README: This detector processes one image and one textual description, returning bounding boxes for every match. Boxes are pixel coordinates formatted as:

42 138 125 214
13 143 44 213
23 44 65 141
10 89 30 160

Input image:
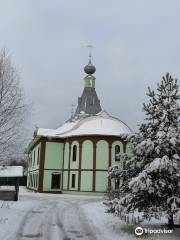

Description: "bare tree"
0 49 28 160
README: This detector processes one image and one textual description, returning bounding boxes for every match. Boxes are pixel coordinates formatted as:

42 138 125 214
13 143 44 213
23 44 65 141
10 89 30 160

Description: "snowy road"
0 188 179 240
13 192 99 240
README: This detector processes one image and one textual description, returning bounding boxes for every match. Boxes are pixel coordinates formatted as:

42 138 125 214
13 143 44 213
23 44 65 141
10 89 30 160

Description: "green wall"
81 171 93 191
96 140 108 169
81 140 93 169
64 142 69 169
96 171 108 192
44 142 64 169
43 142 64 191
62 171 68 190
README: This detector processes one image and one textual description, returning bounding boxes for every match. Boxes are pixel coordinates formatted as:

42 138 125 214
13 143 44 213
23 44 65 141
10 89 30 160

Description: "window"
30 174 32 187
29 174 31 187
51 173 61 189
31 174 34 187
71 174 76 188
32 174 35 188
29 153 32 167
115 145 121 161
35 174 37 188
33 151 36 166
37 174 39 188
29 175 30 187
37 147 40 165
72 145 77 161
28 155 30 167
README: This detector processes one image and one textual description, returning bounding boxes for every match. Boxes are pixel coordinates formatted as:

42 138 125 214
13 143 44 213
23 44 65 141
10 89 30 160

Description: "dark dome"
84 63 96 75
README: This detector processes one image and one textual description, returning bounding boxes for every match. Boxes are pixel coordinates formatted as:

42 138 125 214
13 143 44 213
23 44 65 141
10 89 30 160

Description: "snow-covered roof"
37 111 132 138
0 166 23 177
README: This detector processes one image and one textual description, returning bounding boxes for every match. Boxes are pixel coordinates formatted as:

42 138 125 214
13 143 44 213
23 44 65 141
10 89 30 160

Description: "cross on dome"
84 45 96 75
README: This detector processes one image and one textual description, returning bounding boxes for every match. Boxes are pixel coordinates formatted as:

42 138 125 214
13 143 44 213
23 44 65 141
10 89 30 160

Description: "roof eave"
25 136 41 153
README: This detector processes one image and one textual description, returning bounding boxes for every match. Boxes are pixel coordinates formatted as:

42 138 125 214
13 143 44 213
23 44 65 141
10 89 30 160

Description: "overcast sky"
0 0 180 140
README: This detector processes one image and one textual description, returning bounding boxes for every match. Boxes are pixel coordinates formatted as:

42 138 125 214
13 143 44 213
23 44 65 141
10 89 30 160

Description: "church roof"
37 110 132 138
74 86 102 117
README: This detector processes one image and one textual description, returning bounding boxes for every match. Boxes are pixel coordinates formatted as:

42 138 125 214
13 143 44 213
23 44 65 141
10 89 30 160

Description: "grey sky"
0 0 180 141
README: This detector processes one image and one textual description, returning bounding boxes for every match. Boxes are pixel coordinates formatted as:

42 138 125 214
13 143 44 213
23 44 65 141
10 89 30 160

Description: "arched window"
115 145 120 161
72 145 77 161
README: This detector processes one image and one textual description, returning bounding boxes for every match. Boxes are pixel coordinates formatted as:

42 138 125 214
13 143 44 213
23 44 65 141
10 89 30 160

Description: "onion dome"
84 62 96 75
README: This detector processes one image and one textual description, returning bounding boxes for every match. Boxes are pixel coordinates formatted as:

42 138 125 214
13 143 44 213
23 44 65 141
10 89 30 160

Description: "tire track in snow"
15 198 61 240
15 194 99 240
55 198 98 240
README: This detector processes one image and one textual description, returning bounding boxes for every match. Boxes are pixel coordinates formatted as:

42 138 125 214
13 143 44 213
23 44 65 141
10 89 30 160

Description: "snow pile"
0 166 23 177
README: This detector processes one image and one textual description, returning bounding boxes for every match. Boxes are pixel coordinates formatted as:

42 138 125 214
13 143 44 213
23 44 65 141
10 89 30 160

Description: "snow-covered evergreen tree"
108 73 180 228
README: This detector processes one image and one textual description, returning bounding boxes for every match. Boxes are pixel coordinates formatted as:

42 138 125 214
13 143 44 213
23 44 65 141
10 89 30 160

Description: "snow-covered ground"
0 187 179 240
83 201 180 240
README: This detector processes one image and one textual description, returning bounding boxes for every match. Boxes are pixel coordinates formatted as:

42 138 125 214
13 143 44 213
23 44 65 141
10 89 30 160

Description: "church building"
26 55 132 195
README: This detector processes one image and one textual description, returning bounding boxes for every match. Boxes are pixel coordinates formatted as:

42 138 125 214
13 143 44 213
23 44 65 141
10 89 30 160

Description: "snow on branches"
107 73 180 228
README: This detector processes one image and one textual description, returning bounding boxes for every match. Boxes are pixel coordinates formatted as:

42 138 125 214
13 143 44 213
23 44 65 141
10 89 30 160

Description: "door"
51 173 61 189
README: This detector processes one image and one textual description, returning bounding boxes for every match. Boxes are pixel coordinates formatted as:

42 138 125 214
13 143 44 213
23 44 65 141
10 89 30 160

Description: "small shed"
0 165 23 201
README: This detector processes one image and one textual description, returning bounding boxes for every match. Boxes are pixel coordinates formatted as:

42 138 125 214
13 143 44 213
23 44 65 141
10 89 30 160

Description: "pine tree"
108 73 180 228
